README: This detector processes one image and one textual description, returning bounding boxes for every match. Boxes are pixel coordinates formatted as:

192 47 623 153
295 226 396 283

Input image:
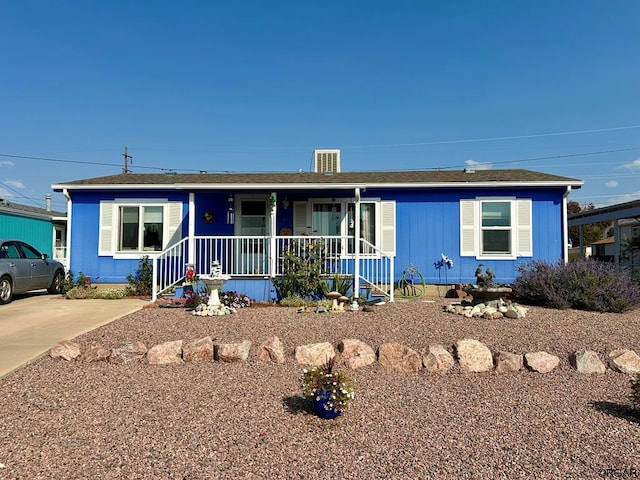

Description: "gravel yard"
0 299 639 479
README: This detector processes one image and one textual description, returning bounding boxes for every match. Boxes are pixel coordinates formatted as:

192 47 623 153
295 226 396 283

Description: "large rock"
50 340 81 361
109 341 148 364
147 340 183 365
216 340 252 362
608 349 640 374
80 342 110 363
183 336 214 363
294 342 335 366
525 351 560 373
494 351 523 373
455 339 493 372
422 344 455 373
378 342 422 372
257 336 286 364
571 350 606 374
338 339 376 369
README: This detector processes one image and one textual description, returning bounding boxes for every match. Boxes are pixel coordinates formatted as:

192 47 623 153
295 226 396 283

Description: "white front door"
235 197 269 274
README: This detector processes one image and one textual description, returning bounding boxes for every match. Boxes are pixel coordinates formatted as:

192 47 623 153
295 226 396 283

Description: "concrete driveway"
0 291 147 378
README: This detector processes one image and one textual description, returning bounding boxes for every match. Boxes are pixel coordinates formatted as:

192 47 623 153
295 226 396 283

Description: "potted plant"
300 357 355 419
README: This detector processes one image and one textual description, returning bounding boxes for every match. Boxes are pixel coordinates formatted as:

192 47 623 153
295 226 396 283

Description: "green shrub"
322 272 353 297
126 256 153 296
97 288 129 299
513 259 640 313
65 285 130 300
272 239 329 300
280 295 309 307
63 271 92 292
65 286 100 299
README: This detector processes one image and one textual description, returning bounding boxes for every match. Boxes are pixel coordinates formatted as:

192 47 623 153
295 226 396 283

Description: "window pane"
242 200 266 216
360 203 375 245
312 203 341 235
143 206 163 251
20 243 41 259
120 207 139 250
482 230 510 253
482 202 510 227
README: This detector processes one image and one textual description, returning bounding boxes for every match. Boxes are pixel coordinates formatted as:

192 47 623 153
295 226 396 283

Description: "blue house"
52 150 582 302
0 196 68 268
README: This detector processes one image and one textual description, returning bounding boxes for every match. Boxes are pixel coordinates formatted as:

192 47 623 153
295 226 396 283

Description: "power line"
0 153 209 173
0 153 161 171
340 124 640 149
381 146 640 172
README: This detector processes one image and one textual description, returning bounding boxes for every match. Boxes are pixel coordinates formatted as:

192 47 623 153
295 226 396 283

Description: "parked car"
0 239 65 304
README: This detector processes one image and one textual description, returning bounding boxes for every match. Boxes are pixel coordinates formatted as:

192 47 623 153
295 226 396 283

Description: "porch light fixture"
227 195 235 224
282 195 290 210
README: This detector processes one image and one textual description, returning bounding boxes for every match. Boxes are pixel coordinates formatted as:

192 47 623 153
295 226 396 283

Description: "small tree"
272 239 328 301
568 201 610 247
126 256 153 296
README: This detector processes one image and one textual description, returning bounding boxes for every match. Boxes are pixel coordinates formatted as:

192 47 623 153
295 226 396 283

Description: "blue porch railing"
152 235 394 302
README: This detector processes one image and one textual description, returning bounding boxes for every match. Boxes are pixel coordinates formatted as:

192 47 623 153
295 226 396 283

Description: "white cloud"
0 161 14 168
623 158 640 169
606 191 640 205
0 188 14 198
465 159 492 170
4 179 24 189
605 180 618 188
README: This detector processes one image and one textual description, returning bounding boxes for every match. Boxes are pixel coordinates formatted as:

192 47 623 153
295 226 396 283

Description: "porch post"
269 191 277 277
562 186 570 263
354 188 360 299
188 192 195 264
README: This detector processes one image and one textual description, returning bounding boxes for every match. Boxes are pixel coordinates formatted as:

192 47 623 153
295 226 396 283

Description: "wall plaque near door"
203 210 215 224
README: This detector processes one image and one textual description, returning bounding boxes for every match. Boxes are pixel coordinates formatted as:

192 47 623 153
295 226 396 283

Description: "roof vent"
313 149 341 173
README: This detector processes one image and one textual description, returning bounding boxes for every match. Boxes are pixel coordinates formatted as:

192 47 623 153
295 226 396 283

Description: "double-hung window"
119 205 164 251
99 200 183 257
460 198 532 259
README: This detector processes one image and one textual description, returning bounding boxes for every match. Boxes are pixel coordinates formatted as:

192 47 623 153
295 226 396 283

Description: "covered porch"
151 234 394 303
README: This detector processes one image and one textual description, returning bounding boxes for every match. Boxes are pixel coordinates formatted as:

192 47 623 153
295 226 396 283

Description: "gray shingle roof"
54 169 582 189
0 200 66 218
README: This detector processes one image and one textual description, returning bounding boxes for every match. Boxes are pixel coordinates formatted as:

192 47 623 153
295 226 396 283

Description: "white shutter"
166 202 184 247
460 200 477 257
293 202 309 235
99 201 115 256
380 201 396 255
516 199 532 257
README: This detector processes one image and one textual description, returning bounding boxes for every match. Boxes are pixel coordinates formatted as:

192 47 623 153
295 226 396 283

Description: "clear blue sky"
2 1 640 212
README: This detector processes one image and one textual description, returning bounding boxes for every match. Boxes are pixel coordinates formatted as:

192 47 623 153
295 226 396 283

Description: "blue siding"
68 191 189 282
365 186 565 285
67 185 568 299
0 213 54 256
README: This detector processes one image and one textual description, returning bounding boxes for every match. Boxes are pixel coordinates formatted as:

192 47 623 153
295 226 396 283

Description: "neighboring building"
590 236 615 262
52 150 582 301
568 198 640 272
0 196 68 268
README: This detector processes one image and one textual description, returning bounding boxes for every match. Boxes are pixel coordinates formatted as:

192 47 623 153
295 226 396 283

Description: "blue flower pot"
312 390 341 420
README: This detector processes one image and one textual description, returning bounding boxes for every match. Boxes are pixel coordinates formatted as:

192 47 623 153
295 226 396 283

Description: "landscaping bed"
0 299 638 479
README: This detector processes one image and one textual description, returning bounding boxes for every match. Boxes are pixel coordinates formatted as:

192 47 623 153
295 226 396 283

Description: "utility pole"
122 146 132 174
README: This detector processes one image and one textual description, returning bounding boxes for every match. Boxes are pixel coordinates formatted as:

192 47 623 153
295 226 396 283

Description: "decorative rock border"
49 337 640 375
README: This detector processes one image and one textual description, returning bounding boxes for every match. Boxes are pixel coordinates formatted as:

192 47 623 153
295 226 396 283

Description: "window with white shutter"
460 198 532 259
98 200 183 257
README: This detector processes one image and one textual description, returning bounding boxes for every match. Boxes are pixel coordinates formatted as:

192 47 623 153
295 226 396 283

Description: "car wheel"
0 275 13 304
48 270 65 295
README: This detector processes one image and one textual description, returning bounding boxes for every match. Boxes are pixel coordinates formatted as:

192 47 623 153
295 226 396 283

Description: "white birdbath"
199 274 231 307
